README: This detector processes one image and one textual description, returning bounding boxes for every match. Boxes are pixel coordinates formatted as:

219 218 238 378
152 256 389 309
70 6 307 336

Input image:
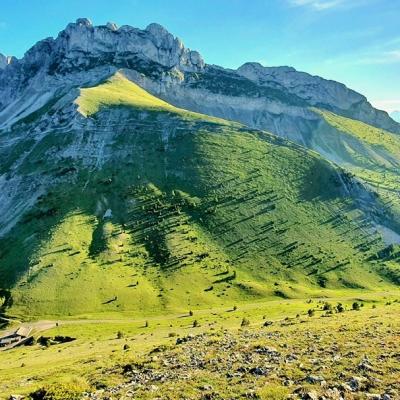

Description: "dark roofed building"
0 326 32 348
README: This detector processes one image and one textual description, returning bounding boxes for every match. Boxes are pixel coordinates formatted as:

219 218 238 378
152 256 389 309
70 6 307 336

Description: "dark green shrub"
336 303 345 313
323 302 332 311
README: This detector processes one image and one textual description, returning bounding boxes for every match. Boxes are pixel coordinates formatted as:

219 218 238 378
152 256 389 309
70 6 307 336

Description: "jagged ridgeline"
0 72 398 318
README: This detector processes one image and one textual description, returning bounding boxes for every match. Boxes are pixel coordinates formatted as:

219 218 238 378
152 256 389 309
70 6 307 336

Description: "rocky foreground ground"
75 305 399 399
5 302 400 400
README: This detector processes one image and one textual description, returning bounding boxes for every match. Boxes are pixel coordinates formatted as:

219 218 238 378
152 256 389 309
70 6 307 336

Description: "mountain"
0 19 399 318
391 111 400 122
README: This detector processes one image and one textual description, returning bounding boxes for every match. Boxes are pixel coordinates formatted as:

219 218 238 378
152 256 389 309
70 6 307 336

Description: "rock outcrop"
0 53 16 70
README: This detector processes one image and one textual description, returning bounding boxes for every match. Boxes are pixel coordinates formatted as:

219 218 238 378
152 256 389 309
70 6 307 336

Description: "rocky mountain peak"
238 62 296 78
0 18 206 125
237 60 366 111
106 22 118 31
9 18 205 77
145 22 173 39
1 18 206 77
76 17 93 27
0 53 16 70
51 18 204 71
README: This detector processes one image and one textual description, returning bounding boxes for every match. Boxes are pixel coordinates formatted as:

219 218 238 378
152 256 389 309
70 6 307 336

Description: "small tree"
336 303 345 313
352 302 361 311
189 310 193 316
323 302 332 311
145 321 149 328
193 320 199 328
307 309 315 317
241 317 250 327
117 331 124 339
233 305 237 311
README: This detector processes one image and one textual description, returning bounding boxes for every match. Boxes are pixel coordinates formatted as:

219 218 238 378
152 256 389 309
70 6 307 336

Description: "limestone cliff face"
0 18 398 135
237 62 399 134
0 19 204 127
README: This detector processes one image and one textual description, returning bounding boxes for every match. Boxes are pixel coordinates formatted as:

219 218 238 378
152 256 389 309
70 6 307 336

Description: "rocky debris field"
76 309 400 400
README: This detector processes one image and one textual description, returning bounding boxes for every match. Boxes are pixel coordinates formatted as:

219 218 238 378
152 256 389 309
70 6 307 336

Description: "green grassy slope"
76 72 230 126
0 73 398 319
311 108 400 233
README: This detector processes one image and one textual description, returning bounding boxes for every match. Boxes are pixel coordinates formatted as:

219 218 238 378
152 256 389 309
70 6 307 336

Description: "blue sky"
0 0 399 112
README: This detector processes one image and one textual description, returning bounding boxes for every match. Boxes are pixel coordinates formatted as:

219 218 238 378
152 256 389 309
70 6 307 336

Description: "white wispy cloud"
288 0 370 11
385 50 400 61
371 99 400 113
289 0 345 10
323 36 400 67
345 49 400 66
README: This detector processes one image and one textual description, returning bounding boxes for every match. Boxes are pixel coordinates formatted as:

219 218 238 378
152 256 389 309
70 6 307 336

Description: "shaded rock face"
0 53 7 70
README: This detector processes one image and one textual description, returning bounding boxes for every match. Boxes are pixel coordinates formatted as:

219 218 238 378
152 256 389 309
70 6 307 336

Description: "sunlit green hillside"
0 73 398 319
311 108 400 233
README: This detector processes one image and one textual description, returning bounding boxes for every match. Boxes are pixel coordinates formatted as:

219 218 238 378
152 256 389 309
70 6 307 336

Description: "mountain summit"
0 18 204 128
0 19 399 318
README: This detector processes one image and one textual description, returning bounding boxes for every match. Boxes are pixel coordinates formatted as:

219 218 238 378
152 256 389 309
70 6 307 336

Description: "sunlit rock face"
0 18 205 127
